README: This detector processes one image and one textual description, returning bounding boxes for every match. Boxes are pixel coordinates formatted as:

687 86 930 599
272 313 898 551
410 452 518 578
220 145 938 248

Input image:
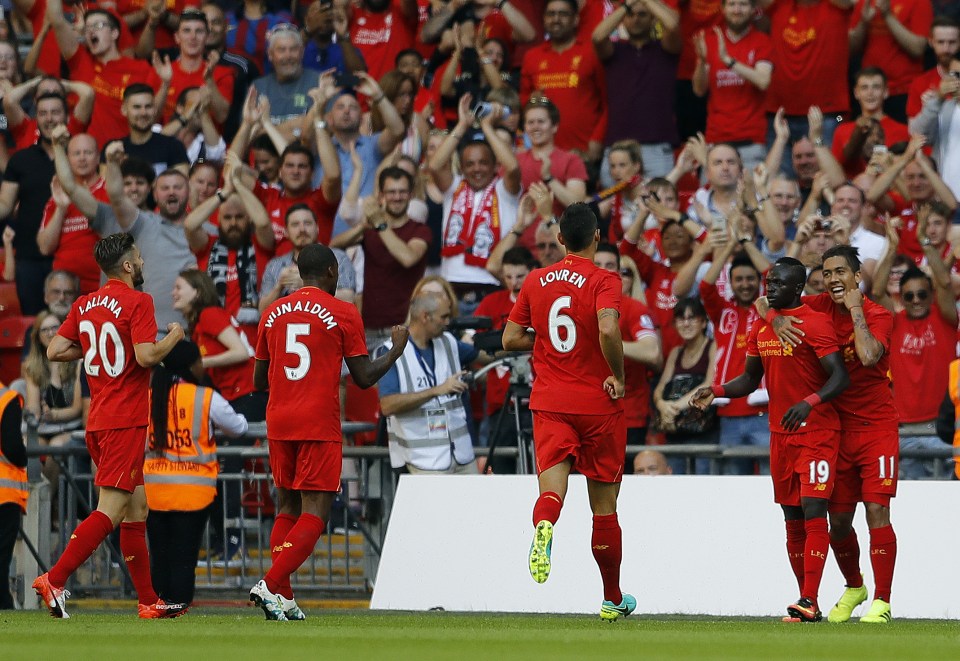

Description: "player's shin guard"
801 517 829 604
532 492 563 527
49 510 114 587
270 513 298 599
829 529 864 588
869 525 897 602
120 521 158 604
264 513 324 596
591 513 623 604
784 519 806 593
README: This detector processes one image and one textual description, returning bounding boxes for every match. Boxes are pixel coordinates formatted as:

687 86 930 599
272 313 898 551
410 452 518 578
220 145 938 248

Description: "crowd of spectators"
0 0 957 482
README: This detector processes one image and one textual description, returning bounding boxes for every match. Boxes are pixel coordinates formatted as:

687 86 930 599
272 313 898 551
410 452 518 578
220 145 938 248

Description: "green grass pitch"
2 610 959 660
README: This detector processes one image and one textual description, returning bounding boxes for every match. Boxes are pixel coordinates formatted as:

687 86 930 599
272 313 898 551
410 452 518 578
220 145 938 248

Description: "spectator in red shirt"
516 96 588 242
2 76 94 155
349 0 419 81
849 0 933 123
831 68 910 179
692 0 772 171
906 16 960 122
873 222 958 478
520 0 608 162
420 0 536 58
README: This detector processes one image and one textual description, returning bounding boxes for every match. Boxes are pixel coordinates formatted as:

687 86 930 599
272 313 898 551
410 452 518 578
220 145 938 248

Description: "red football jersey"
620 296 657 428
256 287 367 441
39 177 111 294
890 304 957 423
746 305 841 434
852 0 932 96
509 254 623 415
193 306 255 401
58 279 158 431
703 27 772 145
619 240 682 359
803 294 898 429
830 116 910 178
255 181 338 254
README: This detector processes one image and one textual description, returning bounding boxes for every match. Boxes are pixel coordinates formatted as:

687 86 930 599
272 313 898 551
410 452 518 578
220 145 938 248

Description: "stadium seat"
0 281 20 318
0 315 34 385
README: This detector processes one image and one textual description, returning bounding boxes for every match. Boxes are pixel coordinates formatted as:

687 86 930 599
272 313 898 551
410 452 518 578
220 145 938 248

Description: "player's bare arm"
781 351 849 432
133 323 185 368
692 354 765 410
843 288 884 367
754 296 805 347
345 325 410 389
46 334 83 362
598 309 625 400
502 320 536 353
253 359 269 392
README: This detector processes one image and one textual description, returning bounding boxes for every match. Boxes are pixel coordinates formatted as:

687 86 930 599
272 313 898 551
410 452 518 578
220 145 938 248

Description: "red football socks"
270 514 298 599
801 517 830 604
49 510 114 588
265 514 324 596
591 513 623 604
532 492 563 527
120 521 158 604
869 525 897 602
784 519 806 593
829 529 864 588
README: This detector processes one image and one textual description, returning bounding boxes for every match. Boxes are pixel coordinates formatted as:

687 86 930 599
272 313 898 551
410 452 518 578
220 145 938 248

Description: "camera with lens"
473 102 510 120
813 218 833 232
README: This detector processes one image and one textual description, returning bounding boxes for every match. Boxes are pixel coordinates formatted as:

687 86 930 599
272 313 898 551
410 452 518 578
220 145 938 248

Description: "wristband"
764 308 777 324
375 222 388 232
543 175 554 184
803 393 822 407
371 93 386 104
173 113 186 125
215 189 227 203
711 385 726 398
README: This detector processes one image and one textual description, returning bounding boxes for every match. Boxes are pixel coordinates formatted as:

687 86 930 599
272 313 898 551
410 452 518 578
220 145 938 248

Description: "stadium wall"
371 475 959 618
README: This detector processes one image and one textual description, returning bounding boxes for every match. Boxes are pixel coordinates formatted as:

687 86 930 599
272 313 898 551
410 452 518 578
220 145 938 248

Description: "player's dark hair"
149 341 202 458
774 256 807 289
297 243 337 280
595 241 621 268
558 203 598 252
899 265 932 293
822 245 862 274
123 83 155 101
35 91 67 115
94 232 136 276
121 155 156 185
673 297 707 322
378 166 414 193
502 246 535 269
281 142 315 170
730 253 759 277
284 202 315 226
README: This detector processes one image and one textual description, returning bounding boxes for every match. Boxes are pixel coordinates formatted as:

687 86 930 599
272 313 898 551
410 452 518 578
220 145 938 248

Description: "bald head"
68 133 100 179
633 450 672 476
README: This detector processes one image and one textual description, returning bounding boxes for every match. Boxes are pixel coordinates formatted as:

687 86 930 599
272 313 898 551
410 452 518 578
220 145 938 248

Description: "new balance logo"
124 555 134 562
593 544 609 550
273 542 294 553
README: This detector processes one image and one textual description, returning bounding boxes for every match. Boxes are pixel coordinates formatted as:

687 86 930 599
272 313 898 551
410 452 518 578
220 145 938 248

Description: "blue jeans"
899 435 953 480
766 113 840 179
718 414 771 475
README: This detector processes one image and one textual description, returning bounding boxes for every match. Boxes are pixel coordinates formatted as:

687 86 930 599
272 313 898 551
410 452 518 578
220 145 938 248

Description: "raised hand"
151 52 173 84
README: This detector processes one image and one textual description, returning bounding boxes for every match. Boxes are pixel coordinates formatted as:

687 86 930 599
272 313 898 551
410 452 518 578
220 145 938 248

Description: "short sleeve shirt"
193 306 255 401
256 287 367 441
509 253 623 415
58 279 158 431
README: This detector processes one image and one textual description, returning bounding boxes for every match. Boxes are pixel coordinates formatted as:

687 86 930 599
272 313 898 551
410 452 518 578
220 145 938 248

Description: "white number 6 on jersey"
284 323 311 381
548 296 577 353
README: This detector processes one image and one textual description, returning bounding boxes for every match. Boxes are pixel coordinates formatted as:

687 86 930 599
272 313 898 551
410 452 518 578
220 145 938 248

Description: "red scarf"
442 178 501 267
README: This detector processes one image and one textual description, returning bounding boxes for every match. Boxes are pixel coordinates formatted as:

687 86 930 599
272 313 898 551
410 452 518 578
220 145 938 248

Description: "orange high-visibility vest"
0 385 27 513
144 383 218 511
948 360 960 480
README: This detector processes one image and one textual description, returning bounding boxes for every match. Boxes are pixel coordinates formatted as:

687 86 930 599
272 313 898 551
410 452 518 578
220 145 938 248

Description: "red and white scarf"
442 178 501 267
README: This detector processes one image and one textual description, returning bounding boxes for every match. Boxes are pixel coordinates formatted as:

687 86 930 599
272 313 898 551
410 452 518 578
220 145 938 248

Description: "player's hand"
389 325 409 353
772 314 804 348
690 386 715 411
437 371 470 395
843 288 864 310
781 401 812 432
604 376 625 400
166 322 185 343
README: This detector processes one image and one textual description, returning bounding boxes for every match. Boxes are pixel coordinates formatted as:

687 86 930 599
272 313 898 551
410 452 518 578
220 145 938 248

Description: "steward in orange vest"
0 382 26 610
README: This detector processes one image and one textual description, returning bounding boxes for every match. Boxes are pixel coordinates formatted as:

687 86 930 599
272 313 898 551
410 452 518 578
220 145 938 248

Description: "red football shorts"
86 426 148 493
769 429 840 506
269 440 342 492
532 410 626 483
830 427 899 511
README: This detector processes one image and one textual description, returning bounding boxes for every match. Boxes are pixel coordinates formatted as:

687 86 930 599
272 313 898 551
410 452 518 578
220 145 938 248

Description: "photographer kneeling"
379 291 481 474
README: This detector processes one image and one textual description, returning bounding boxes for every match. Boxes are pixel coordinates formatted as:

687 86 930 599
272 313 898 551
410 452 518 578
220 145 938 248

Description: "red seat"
0 315 35 384
0 282 20 318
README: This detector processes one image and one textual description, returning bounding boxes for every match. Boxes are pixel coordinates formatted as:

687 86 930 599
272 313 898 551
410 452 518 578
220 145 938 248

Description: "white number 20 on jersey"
79 320 125 377
548 296 577 353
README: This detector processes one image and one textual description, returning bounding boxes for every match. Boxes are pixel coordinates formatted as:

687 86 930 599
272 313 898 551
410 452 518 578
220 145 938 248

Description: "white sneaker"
284 598 306 621
249 579 288 621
